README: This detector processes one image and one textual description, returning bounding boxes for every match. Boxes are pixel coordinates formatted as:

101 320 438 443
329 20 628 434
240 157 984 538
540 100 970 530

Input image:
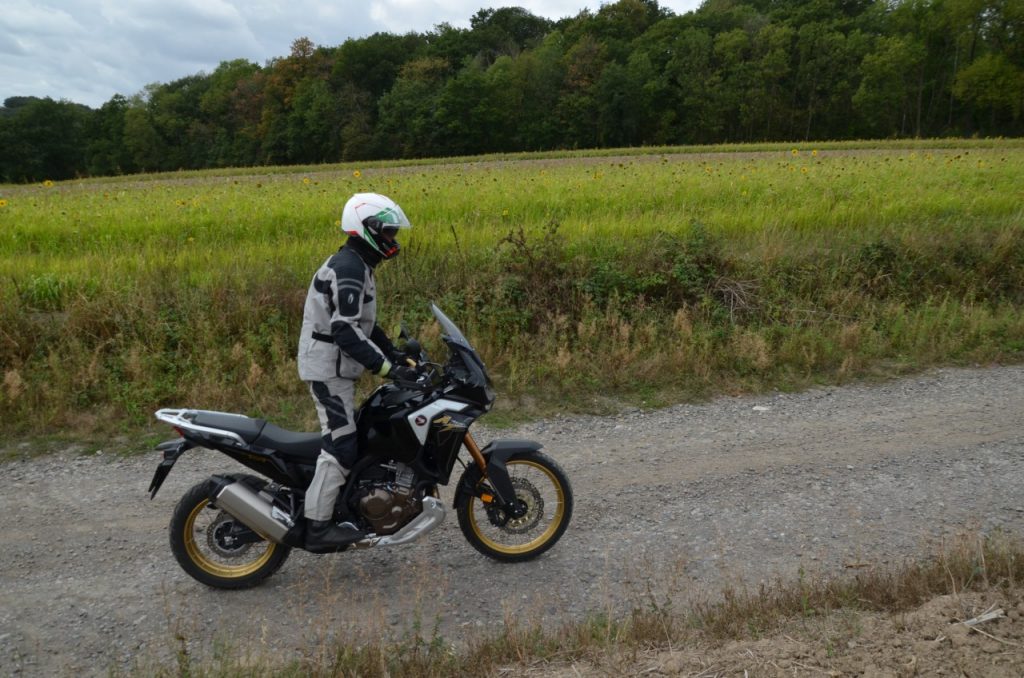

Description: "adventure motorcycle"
148 303 573 589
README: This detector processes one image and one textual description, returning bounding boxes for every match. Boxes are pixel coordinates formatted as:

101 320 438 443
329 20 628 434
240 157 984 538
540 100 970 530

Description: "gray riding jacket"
297 241 393 382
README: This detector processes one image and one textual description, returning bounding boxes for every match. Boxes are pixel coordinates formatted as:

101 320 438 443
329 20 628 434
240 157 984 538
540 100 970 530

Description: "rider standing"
296 193 419 550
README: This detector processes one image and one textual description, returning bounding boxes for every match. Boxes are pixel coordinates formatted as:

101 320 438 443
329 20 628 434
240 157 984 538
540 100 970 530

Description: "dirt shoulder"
2 365 1023 675
528 589 1024 676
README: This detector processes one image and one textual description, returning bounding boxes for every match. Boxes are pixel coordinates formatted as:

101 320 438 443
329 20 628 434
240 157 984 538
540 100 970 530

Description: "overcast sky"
1 1 702 109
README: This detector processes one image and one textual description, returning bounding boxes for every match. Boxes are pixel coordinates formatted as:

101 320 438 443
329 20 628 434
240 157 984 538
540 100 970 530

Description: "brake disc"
497 477 544 535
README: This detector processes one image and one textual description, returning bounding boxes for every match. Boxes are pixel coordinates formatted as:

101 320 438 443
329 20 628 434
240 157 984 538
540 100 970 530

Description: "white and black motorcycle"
148 304 573 589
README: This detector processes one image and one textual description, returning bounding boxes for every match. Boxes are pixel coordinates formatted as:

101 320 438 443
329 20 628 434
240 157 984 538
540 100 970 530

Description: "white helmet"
340 193 412 259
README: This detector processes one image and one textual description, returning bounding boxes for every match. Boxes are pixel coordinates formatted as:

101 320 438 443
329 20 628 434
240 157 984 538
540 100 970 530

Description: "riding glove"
378 361 420 382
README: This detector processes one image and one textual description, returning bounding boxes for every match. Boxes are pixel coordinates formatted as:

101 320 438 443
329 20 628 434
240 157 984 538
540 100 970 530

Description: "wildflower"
335 219 342 227
0 199 7 208
791 149 799 156
353 170 361 179
811 149 819 157
801 167 808 174
43 180 54 187
303 177 311 185
502 209 509 217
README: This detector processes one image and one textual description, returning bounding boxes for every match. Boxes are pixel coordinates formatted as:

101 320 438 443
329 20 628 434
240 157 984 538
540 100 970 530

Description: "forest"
1 0 1021 183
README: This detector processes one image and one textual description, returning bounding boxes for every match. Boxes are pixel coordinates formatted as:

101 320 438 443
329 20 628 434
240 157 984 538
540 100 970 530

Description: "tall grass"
1 142 1022 434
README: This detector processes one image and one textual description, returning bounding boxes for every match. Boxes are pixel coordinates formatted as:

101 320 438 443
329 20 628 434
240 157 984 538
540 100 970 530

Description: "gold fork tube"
464 433 487 473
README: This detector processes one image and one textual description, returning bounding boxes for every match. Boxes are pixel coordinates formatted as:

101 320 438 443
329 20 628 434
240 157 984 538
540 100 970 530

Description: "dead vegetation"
131 531 1024 676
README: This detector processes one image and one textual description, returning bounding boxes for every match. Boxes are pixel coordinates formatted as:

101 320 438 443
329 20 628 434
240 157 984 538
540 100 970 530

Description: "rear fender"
454 439 542 510
148 438 195 499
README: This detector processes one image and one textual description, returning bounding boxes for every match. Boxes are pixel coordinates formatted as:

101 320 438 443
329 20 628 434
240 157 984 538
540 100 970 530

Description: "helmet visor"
373 205 411 230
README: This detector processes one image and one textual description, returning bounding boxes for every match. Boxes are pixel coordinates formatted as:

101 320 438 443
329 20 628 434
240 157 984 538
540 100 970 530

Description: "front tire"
457 451 573 562
169 476 291 589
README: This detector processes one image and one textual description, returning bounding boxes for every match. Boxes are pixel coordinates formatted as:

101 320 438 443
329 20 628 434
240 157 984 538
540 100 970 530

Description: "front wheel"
457 451 573 562
169 476 291 589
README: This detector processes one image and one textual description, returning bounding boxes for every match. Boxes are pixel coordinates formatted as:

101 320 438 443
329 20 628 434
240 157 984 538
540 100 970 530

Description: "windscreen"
431 303 493 390
431 303 473 349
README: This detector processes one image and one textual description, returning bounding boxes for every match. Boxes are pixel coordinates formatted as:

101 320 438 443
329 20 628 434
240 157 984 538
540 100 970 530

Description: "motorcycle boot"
304 519 364 552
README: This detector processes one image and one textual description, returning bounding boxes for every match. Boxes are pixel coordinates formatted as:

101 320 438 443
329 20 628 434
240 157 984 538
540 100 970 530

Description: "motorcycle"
148 303 573 589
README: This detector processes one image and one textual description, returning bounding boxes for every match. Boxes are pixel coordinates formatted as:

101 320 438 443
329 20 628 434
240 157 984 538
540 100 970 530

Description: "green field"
2 140 1023 436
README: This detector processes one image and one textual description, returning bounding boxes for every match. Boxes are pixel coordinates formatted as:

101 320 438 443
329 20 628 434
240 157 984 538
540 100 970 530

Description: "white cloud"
0 0 702 108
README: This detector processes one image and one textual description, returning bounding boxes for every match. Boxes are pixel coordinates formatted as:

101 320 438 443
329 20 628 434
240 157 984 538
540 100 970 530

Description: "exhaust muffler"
207 476 293 544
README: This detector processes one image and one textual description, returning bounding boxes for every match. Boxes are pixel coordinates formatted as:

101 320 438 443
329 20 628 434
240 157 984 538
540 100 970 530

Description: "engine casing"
357 485 420 535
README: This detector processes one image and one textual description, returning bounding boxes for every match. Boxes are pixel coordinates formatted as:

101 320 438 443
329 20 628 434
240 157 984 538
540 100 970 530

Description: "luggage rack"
155 408 248 446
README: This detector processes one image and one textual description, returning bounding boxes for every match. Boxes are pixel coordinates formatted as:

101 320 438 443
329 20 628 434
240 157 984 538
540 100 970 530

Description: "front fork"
462 433 523 516
464 432 488 473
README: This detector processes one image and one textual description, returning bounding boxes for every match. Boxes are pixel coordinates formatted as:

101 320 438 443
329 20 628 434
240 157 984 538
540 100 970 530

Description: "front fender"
454 439 542 509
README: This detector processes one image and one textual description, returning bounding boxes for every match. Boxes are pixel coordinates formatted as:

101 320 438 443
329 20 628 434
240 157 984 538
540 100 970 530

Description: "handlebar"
389 361 443 391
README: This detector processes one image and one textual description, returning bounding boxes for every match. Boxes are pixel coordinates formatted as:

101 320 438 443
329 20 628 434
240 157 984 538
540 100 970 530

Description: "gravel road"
2 365 1023 675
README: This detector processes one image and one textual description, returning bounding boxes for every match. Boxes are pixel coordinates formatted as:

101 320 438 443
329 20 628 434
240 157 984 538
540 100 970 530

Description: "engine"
355 462 422 535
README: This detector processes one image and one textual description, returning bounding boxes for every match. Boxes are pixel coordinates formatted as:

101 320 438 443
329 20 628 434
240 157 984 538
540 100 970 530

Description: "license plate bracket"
148 439 193 499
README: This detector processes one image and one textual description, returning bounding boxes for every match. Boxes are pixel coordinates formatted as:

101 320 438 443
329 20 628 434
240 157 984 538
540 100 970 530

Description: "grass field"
1 139 1023 435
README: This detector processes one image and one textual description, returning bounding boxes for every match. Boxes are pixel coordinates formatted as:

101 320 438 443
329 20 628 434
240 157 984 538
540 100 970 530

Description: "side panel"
424 411 478 481
207 442 304 487
357 386 425 462
407 399 469 444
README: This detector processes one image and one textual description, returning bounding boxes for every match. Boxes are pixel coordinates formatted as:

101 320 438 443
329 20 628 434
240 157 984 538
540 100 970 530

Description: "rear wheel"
457 451 572 562
169 476 290 589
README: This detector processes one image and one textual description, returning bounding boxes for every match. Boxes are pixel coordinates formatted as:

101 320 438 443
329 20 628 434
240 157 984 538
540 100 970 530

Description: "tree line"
2 0 1021 183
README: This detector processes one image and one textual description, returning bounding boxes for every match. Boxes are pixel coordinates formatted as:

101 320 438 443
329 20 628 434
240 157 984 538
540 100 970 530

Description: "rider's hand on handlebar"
390 364 419 381
384 363 422 383
390 350 416 368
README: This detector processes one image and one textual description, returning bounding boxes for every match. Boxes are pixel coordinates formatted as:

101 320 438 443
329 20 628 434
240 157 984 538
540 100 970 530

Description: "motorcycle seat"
191 411 266 443
254 423 322 460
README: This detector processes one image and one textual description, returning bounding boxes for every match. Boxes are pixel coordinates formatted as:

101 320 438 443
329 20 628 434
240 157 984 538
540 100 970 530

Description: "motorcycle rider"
297 193 419 550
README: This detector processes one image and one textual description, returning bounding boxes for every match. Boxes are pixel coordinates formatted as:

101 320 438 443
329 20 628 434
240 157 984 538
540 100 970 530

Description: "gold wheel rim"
183 498 276 578
468 460 565 555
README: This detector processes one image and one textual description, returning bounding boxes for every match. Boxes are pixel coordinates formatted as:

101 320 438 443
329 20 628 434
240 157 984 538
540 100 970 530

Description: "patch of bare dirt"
531 590 1024 676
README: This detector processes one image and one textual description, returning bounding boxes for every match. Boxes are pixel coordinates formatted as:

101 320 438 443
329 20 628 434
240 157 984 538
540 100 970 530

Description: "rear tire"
169 476 291 589
456 451 573 562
